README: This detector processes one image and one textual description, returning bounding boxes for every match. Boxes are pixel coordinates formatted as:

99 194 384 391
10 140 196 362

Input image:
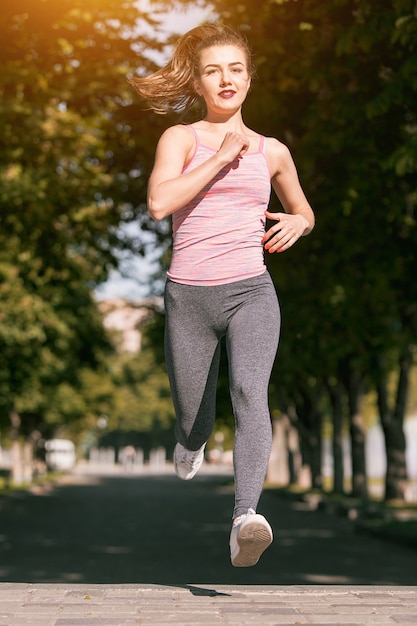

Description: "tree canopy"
1 0 416 499
0 0 173 435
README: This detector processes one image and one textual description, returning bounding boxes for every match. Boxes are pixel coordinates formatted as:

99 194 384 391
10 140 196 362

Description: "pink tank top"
167 125 271 286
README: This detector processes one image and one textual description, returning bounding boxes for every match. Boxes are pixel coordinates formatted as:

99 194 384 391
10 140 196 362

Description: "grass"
0 468 62 493
265 481 417 550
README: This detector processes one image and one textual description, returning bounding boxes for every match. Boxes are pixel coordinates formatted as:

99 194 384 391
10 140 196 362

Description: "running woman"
130 23 315 567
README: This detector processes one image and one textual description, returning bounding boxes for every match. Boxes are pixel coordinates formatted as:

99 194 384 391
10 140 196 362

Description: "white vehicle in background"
44 439 76 471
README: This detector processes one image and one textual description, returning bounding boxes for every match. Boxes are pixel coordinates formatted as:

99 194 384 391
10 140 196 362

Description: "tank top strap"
259 135 266 153
186 124 201 146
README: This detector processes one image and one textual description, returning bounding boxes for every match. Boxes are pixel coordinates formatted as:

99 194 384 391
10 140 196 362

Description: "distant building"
98 297 163 353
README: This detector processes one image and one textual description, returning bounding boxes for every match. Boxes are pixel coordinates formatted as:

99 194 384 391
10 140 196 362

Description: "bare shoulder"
158 124 195 149
155 124 196 166
264 137 297 177
151 125 196 174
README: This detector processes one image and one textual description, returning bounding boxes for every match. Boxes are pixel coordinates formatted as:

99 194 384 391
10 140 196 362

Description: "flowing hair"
129 23 254 114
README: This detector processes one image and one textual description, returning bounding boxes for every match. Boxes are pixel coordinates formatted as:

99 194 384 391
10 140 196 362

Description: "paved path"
0 464 416 624
0 583 416 625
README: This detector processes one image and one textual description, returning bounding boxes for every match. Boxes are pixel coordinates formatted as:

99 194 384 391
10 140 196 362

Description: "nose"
220 71 232 86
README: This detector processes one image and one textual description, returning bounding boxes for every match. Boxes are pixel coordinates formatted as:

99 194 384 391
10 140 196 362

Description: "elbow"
147 197 168 221
148 208 164 222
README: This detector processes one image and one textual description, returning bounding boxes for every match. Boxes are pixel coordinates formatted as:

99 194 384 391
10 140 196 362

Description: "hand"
263 210 309 253
217 132 250 163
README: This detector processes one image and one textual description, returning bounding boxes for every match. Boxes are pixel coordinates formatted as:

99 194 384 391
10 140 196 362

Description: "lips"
219 90 236 98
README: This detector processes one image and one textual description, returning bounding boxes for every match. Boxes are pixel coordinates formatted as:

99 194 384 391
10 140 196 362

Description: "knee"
230 379 268 413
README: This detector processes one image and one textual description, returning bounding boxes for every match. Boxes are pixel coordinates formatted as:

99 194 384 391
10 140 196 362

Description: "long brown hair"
129 23 254 114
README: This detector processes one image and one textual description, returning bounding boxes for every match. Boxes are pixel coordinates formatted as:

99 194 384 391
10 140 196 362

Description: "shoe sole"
232 519 273 567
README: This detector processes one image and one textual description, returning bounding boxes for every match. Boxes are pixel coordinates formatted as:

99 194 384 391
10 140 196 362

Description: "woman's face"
194 45 251 114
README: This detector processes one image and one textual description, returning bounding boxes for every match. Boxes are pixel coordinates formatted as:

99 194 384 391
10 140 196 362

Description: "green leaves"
184 0 417 491
0 0 165 433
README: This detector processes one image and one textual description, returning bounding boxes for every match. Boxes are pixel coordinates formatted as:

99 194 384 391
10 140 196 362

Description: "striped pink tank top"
167 125 271 286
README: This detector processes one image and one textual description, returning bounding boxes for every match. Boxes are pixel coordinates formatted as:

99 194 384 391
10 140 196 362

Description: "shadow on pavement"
0 469 415 586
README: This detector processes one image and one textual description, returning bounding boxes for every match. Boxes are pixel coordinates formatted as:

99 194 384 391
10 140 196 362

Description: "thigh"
226 274 280 394
164 280 221 375
164 281 221 418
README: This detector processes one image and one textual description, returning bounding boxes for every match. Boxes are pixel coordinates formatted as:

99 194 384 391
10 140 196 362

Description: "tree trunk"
376 350 410 501
266 414 302 486
309 430 323 490
286 415 302 485
299 407 323 490
346 372 368 499
287 400 322 490
383 421 408 501
327 380 345 494
266 417 290 486
9 410 22 484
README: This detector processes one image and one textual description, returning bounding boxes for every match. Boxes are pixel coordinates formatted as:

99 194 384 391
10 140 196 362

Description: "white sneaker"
230 508 273 567
173 442 206 480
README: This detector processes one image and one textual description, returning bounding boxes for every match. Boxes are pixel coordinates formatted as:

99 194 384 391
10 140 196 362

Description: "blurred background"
0 0 416 511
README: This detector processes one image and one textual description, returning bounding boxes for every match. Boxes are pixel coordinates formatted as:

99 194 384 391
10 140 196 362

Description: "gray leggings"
164 271 280 519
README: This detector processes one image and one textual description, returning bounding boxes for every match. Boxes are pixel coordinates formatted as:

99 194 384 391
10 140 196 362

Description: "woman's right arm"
147 125 249 221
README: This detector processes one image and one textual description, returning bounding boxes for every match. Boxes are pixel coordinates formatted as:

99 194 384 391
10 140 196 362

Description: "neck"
202 110 246 132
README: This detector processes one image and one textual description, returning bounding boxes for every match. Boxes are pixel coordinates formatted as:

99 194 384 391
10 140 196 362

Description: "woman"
130 23 314 567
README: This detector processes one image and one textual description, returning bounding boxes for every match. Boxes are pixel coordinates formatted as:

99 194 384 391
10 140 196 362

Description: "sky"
139 1 214 42
96 2 212 301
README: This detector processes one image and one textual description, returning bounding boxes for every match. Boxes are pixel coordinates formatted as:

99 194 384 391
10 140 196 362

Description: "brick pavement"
0 583 416 625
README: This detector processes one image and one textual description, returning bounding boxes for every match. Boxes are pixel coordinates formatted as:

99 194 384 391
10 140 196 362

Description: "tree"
0 0 176 446
184 0 417 499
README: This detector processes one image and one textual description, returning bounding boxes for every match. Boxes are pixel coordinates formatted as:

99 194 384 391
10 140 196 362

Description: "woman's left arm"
263 138 315 254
